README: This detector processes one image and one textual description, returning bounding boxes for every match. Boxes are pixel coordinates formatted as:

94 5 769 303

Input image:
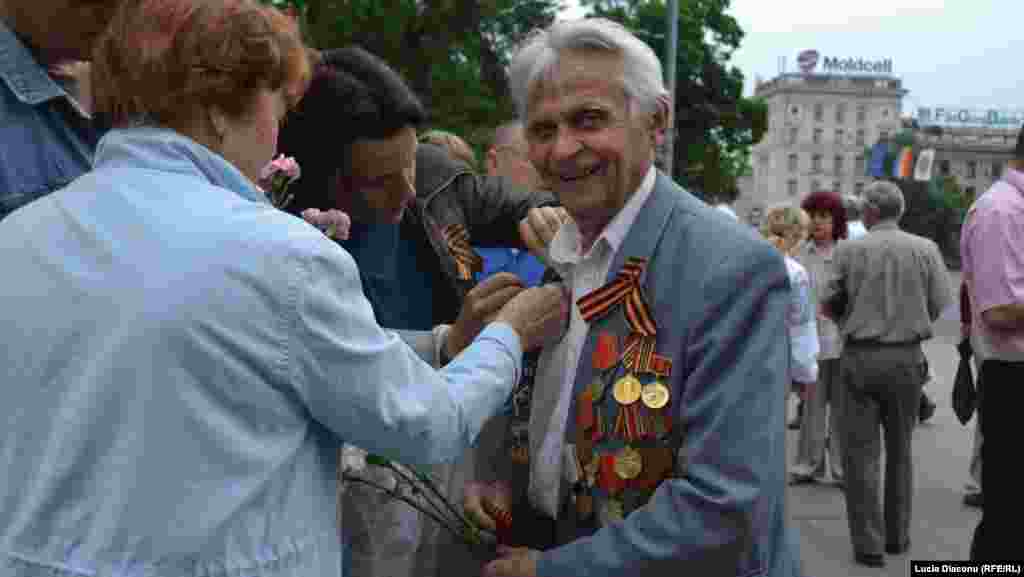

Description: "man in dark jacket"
278 46 563 577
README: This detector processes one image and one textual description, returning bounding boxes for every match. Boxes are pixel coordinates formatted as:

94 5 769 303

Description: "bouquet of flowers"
259 155 351 240
340 445 512 558
259 154 301 210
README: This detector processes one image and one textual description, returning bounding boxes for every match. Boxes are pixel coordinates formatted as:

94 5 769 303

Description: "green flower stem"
342 476 464 542
382 462 466 534
396 463 481 537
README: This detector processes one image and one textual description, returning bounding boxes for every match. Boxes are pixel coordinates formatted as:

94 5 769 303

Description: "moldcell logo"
797 49 819 74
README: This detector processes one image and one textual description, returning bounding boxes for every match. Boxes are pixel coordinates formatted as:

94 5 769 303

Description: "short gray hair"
842 194 864 220
862 181 905 220
508 18 669 121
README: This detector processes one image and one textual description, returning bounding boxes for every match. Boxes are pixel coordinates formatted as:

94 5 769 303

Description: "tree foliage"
581 0 766 201
268 0 562 165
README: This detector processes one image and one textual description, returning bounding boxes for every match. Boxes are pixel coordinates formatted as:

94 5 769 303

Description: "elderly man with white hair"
463 17 801 577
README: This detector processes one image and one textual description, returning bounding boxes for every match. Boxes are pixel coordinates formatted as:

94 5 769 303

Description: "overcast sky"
560 0 1024 113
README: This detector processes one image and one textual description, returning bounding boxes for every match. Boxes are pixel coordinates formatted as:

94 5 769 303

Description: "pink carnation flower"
260 154 301 182
301 208 351 240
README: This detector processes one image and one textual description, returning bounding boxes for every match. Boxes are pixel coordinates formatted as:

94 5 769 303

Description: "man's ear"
486 148 499 174
649 94 672 148
208 106 230 143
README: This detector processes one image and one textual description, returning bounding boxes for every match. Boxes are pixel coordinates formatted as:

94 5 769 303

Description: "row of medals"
586 372 670 522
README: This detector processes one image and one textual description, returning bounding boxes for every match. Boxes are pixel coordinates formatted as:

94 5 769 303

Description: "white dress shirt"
528 166 657 517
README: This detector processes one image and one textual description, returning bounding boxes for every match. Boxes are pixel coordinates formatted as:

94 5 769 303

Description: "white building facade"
739 56 906 222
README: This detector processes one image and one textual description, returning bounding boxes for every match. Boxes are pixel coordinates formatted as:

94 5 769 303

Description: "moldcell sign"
797 49 894 76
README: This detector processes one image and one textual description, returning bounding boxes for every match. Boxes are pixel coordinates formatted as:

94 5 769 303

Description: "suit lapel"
569 172 680 400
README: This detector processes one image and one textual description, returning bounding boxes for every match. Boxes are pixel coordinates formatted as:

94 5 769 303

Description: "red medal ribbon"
650 354 673 377
442 223 483 280
598 454 625 494
592 333 619 370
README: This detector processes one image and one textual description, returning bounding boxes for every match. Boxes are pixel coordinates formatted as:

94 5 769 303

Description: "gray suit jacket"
532 172 801 577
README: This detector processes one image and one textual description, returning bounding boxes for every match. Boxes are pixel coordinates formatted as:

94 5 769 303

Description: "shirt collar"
0 22 72 108
94 126 269 205
870 220 900 232
548 165 656 266
1004 168 1024 196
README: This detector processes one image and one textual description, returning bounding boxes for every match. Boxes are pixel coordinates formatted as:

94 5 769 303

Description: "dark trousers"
971 360 1024 561
839 343 926 556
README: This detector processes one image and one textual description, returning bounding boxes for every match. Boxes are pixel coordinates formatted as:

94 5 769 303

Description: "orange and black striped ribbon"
442 223 483 281
577 257 657 336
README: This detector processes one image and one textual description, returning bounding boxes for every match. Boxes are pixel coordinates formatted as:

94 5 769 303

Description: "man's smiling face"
524 48 662 239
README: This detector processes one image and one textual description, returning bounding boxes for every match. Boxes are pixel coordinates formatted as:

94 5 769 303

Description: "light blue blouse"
0 127 521 577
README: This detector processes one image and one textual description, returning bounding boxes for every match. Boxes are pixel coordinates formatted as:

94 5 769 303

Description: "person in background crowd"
960 282 984 509
0 2 570 576
476 120 551 288
844 194 867 241
419 129 478 169
791 190 847 487
464 17 799 577
760 204 820 390
0 0 115 220
826 181 953 567
277 47 566 577
961 127 1024 561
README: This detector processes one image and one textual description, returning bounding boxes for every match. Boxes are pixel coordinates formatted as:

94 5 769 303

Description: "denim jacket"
0 126 523 577
0 22 94 220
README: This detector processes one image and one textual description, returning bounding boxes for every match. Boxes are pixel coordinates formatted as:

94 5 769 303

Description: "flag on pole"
914 149 936 182
896 146 914 179
868 142 889 178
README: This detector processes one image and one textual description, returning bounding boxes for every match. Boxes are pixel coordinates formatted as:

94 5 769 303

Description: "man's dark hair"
278 46 427 215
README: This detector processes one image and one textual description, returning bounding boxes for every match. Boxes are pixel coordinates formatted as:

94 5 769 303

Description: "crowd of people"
0 0 1021 576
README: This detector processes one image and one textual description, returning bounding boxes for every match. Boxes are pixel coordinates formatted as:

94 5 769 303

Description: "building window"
811 179 821 192
812 154 822 173
835 103 846 124
882 108 890 118
855 182 865 196
788 126 799 145
993 162 1004 179
788 154 798 173
939 159 951 177
834 155 844 175
814 102 824 122
855 155 866 175
967 161 977 179
832 181 841 194
787 179 798 197
856 105 867 124
813 128 823 144
855 129 865 146
879 130 890 141
835 128 845 144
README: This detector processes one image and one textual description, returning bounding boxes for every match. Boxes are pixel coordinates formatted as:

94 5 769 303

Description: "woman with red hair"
791 190 848 486
0 1 567 575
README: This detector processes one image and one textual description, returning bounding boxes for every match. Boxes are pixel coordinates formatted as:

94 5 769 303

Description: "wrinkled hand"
463 480 512 533
446 273 525 358
482 546 539 577
495 283 570 352
519 206 570 263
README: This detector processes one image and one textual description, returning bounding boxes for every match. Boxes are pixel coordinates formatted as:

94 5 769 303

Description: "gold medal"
613 374 642 405
641 380 670 409
613 446 643 480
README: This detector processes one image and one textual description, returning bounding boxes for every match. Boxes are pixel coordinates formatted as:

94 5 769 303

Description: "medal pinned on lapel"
641 380 670 409
613 446 643 480
602 498 625 523
613 374 643 405
592 332 619 371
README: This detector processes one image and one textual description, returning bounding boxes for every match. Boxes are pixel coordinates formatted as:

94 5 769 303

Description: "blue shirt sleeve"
285 242 522 467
